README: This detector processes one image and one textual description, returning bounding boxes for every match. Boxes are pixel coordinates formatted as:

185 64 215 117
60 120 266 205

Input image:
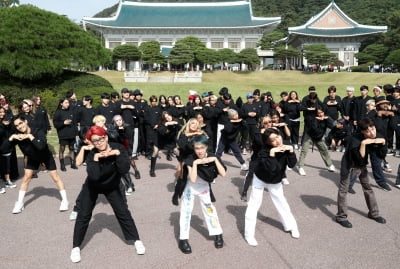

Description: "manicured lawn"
95 70 400 101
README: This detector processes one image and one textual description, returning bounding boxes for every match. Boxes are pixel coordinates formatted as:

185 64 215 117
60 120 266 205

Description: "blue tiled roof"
84 1 280 28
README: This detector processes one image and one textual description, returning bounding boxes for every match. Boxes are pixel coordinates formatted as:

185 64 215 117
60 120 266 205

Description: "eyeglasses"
91 137 106 145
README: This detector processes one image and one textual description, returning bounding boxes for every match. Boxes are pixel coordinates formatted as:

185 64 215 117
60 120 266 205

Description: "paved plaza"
1 150 400 268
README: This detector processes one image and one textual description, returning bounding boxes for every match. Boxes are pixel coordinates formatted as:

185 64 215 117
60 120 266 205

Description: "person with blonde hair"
172 118 208 205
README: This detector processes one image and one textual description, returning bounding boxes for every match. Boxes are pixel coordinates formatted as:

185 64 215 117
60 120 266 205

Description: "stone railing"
124 71 202 83
124 71 149 82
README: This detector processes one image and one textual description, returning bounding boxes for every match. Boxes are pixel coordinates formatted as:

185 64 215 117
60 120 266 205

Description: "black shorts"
26 155 57 171
59 138 75 146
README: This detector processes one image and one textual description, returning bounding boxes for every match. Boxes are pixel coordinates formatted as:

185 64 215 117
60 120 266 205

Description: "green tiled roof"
84 1 280 28
290 27 386 37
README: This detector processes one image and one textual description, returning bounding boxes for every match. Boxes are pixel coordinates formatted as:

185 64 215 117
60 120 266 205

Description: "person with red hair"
70 125 145 263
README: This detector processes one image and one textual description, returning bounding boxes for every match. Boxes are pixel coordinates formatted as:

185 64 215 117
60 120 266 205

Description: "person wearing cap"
201 92 210 105
241 93 260 153
95 93 116 124
110 91 120 104
70 126 145 263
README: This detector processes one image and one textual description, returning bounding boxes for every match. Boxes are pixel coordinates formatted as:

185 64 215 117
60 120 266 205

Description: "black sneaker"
368 215 386 224
377 182 392 192
348 187 356 194
386 149 393 155
337 219 352 228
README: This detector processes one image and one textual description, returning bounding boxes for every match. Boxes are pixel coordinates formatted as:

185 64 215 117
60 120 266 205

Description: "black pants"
73 182 140 247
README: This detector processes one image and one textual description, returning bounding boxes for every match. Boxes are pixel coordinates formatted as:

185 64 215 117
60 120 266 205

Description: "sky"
19 0 119 22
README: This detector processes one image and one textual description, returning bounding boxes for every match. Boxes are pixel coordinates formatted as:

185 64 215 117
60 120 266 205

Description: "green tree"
195 47 219 70
384 49 400 71
303 44 336 70
273 46 300 68
139 41 165 68
0 5 109 80
356 43 389 64
169 36 205 69
237 48 260 71
216 48 237 69
258 30 286 50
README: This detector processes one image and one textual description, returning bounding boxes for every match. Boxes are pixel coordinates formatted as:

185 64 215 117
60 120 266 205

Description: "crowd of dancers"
1 79 400 262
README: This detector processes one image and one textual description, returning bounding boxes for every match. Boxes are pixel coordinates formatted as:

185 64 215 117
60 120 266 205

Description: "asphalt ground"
1 149 400 269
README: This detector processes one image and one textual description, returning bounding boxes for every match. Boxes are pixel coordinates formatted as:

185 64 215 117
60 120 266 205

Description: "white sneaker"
70 247 81 263
126 187 133 196
298 167 306 176
242 148 248 155
0 188 5 194
5 181 17 188
281 178 290 185
12 201 24 214
241 163 249 171
327 164 336 172
59 200 69 211
69 211 78 221
134 240 146 255
245 237 258 246
286 165 292 171
291 229 300 239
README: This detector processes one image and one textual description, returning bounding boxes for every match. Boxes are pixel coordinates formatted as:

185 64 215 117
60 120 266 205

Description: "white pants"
179 178 223 240
132 127 139 157
215 123 225 153
245 175 298 239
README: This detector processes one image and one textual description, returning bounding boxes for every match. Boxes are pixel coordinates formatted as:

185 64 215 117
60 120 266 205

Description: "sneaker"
126 187 133 196
293 144 299 150
286 165 292 171
0 188 5 194
59 200 69 211
383 162 392 172
240 192 247 202
298 167 306 176
377 182 391 192
327 164 336 172
290 229 300 239
281 178 290 185
396 184 400 189
386 149 393 155
245 237 258 246
395 150 400 157
337 219 352 228
242 148 248 155
368 215 386 224
82 162 87 166
70 247 81 263
5 181 17 188
241 163 249 171
12 201 24 214
69 211 78 221
348 187 356 194
134 240 146 255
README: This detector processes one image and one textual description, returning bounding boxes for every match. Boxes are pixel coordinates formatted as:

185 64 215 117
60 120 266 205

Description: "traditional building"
82 0 281 69
288 0 387 68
